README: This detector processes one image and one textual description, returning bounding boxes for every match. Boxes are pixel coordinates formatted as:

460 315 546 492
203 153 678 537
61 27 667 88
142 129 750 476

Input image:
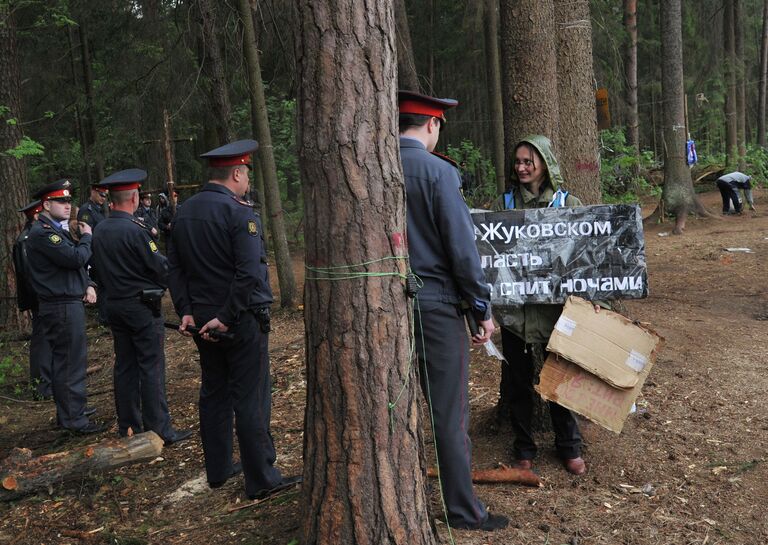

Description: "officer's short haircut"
208 165 239 182
110 189 137 205
399 113 432 133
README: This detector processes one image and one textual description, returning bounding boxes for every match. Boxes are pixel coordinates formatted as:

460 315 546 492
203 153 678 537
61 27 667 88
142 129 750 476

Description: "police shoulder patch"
247 220 258 236
49 233 62 245
149 240 158 253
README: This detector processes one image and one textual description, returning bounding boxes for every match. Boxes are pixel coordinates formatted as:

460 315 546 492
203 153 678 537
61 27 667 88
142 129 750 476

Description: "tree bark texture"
660 0 703 234
723 0 738 167
484 0 506 193
500 0 560 177
295 1 436 544
0 432 163 501
554 0 601 205
623 0 639 152
759 0 768 147
394 0 420 92
78 20 105 183
199 0 233 144
734 0 746 167
237 0 296 308
0 4 30 330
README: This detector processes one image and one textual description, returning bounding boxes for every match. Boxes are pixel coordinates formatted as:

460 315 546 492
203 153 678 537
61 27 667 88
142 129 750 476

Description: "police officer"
399 91 508 531
26 179 103 434
79 183 110 324
134 190 159 239
92 169 192 446
12 200 53 399
716 171 756 215
168 140 299 498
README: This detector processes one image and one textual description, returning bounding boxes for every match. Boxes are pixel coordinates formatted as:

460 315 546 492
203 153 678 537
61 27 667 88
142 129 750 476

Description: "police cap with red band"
98 168 148 192
200 139 259 168
18 200 43 218
398 90 458 122
32 179 74 202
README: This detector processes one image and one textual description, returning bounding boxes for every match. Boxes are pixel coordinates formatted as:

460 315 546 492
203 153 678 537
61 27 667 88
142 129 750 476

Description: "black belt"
38 296 82 303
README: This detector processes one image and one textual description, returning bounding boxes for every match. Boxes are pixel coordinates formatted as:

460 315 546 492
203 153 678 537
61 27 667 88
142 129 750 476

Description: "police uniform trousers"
37 299 89 430
716 179 743 213
500 328 582 461
414 299 488 528
192 309 282 497
29 307 53 398
107 299 174 440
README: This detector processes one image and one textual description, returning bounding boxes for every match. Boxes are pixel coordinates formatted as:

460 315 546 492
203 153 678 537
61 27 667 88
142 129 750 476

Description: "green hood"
510 134 564 192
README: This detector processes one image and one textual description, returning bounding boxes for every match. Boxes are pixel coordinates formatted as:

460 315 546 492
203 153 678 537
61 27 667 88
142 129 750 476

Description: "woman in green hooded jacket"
493 135 587 476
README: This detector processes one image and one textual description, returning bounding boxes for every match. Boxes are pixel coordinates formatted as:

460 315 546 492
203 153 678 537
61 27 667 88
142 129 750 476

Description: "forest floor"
0 188 767 545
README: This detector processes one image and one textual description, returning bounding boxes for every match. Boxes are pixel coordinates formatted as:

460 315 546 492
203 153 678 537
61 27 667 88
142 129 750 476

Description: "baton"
163 321 235 341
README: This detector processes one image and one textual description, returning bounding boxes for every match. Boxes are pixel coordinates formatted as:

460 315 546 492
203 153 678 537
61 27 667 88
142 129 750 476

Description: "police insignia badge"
49 233 62 245
149 240 158 253
248 220 258 236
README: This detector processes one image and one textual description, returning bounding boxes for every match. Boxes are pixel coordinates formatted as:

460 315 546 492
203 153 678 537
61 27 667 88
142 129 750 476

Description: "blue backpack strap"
548 189 568 208
503 191 515 209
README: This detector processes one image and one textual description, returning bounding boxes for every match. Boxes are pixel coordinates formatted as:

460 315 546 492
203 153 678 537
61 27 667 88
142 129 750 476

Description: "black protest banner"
472 204 647 307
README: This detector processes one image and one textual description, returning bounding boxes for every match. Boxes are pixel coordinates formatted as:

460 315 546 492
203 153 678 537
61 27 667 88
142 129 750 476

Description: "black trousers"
38 300 89 430
107 299 174 440
500 328 582 460
415 299 487 528
29 307 53 397
193 309 282 497
717 179 742 213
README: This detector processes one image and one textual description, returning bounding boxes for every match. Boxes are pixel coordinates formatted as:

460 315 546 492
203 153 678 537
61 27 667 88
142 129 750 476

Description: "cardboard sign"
472 204 647 314
535 297 664 433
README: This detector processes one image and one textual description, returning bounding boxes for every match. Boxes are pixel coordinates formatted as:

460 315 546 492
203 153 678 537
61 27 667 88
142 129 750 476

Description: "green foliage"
744 146 768 188
3 136 45 159
444 140 496 208
599 128 658 203
0 350 24 387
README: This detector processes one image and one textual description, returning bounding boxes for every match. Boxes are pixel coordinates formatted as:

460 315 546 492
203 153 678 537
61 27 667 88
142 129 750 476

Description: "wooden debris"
427 464 542 487
0 432 163 501
86 364 103 375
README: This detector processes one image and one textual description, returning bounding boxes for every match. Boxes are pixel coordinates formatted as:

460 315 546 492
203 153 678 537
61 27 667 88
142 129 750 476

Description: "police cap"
398 90 459 122
18 200 43 219
32 179 74 202
200 139 259 168
98 168 148 192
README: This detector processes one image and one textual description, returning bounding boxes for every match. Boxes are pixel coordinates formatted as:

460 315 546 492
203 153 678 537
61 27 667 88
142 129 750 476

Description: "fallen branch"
86 364 104 375
427 464 541 487
0 432 163 501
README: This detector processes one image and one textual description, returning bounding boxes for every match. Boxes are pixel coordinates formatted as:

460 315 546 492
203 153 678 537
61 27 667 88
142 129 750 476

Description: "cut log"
0 431 163 501
427 464 542 488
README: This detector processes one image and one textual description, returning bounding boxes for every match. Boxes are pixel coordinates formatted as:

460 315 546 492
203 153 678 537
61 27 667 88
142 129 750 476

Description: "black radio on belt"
254 307 271 333
140 288 165 318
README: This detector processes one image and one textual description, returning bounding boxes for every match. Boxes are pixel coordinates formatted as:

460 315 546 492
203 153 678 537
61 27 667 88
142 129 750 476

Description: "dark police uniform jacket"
168 183 271 325
26 215 92 300
78 199 106 228
92 211 168 298
134 206 158 232
400 137 490 320
12 220 37 311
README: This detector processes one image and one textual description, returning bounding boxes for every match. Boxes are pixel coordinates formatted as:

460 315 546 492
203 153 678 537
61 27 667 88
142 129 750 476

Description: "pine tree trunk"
199 0 233 143
484 0 506 194
500 0 560 168
78 20 104 182
723 0 738 167
0 4 30 330
623 0 640 153
734 0 746 167
660 0 705 235
237 0 296 308
554 0 601 205
759 0 768 148
394 0 419 92
295 1 436 543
